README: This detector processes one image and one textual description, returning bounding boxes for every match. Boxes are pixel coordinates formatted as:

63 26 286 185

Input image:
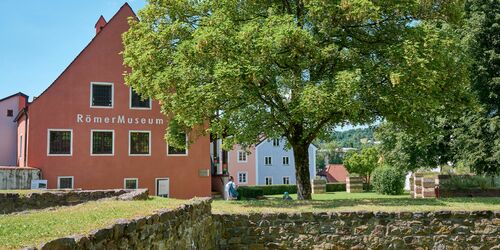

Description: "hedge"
238 184 297 199
326 183 346 192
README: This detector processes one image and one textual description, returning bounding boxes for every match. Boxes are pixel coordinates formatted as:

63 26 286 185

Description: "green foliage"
123 0 470 199
238 185 297 199
343 147 380 183
325 183 346 192
237 186 264 199
372 165 406 195
331 128 375 148
440 175 497 190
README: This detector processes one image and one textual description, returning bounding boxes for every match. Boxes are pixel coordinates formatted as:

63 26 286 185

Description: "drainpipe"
23 110 28 167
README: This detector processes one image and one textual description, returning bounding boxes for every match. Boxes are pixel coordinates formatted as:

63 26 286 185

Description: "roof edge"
0 92 28 103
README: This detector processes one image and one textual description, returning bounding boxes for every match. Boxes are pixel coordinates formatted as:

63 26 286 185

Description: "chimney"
95 15 107 35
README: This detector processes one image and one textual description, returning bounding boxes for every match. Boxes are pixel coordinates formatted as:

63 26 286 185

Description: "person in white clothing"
224 176 238 200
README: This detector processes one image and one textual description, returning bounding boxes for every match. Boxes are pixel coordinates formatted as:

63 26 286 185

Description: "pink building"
0 93 28 166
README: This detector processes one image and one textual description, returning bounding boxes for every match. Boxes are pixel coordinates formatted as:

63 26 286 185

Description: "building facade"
15 4 211 198
0 93 28 166
228 138 317 186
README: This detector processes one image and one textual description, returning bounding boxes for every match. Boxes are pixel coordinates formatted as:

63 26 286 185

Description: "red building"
15 4 211 198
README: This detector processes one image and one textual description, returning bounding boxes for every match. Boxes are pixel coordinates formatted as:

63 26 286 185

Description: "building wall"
24 5 211 198
255 138 316 185
0 96 22 166
227 145 256 185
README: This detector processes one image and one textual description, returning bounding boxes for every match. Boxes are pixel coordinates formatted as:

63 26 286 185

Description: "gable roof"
0 92 28 103
29 3 137 106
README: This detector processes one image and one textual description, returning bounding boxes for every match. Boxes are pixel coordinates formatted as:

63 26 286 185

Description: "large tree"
123 0 469 199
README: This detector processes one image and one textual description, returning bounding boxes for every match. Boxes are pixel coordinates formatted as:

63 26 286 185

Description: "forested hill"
332 127 375 148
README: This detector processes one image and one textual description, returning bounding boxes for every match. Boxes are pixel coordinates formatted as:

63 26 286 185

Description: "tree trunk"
293 143 312 200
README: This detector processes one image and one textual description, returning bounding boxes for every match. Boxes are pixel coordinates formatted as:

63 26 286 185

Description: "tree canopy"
123 0 470 199
344 147 380 185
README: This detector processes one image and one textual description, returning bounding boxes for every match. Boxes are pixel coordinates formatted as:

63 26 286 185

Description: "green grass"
212 191 500 214
0 197 186 249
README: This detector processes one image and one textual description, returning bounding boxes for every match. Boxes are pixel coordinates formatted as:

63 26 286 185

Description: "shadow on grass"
233 193 500 210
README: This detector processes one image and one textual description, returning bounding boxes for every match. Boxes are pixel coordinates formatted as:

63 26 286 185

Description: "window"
124 178 138 189
283 177 290 185
264 156 272 166
58 176 74 189
237 150 247 163
48 129 72 155
167 133 188 156
282 156 289 166
129 131 151 156
7 109 13 117
130 88 151 109
265 177 273 185
91 130 114 155
90 82 113 108
273 139 280 147
238 172 248 184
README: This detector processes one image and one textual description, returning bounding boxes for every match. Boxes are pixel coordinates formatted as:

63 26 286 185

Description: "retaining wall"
0 189 148 214
36 198 215 250
0 167 40 189
215 211 500 249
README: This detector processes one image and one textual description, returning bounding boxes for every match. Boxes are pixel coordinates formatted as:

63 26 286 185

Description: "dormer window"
90 82 113 108
130 88 151 109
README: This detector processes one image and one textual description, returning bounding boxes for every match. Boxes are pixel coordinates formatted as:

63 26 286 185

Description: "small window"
91 130 114 155
237 150 247 163
58 176 74 189
265 177 273 185
130 88 151 109
238 172 247 184
283 177 290 185
167 133 188 156
91 82 113 108
7 109 13 117
265 156 272 166
282 156 289 166
273 139 280 147
124 178 138 189
129 131 151 155
48 130 72 155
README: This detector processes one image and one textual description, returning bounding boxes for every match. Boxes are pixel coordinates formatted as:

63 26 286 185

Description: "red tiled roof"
319 164 349 183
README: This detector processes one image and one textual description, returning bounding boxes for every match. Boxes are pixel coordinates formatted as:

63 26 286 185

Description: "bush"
372 165 405 195
440 175 495 190
326 183 346 192
237 186 264 199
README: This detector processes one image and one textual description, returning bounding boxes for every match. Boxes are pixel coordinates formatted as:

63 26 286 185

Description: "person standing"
224 176 238 200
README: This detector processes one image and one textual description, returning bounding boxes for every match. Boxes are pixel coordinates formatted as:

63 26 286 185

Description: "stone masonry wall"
214 211 500 249
0 167 40 190
36 198 216 250
0 189 148 214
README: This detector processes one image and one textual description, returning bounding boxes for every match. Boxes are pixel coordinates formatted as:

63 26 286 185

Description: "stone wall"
36 198 216 250
214 211 500 249
0 189 148 214
0 167 40 189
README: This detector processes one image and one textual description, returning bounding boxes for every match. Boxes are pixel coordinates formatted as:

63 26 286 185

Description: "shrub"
440 175 495 190
326 183 346 192
372 165 405 195
237 186 264 199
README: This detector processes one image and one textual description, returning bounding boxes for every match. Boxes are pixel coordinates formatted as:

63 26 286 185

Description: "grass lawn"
0 197 186 249
212 192 500 214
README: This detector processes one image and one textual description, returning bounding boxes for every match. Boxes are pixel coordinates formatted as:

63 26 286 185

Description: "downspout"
23 110 28 167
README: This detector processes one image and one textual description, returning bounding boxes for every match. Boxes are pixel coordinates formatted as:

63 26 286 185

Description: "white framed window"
124 178 138 189
167 133 188 156
273 139 280 147
265 176 273 185
130 88 152 109
282 156 289 166
57 176 74 189
283 176 290 185
129 130 151 156
47 129 73 156
91 130 114 156
264 156 272 166
238 172 248 184
90 82 114 108
237 150 247 163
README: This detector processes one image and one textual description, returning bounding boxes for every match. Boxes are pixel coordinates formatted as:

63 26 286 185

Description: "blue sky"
0 0 146 101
